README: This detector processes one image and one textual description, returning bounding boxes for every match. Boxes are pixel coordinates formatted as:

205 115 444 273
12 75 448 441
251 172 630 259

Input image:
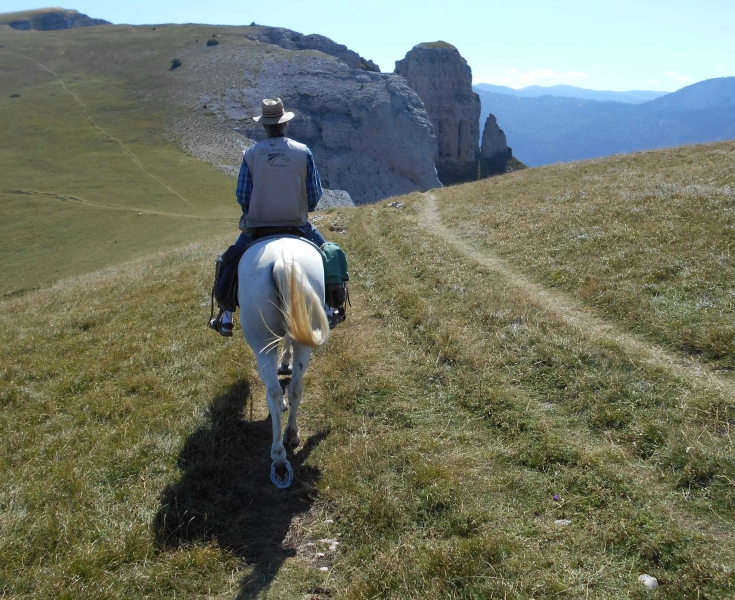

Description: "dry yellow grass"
1 130 734 597
2 17 734 599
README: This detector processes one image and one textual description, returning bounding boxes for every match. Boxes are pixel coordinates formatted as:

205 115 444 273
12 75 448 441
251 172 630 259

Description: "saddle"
251 226 305 241
208 230 350 330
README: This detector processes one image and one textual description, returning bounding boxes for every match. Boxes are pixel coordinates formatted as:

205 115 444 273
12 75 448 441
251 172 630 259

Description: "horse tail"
273 257 329 348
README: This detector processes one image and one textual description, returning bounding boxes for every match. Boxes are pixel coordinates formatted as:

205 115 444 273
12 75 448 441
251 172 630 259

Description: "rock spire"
480 114 513 177
395 42 481 185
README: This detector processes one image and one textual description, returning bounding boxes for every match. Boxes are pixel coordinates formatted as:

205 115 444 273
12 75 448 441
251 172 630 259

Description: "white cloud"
475 69 588 89
664 71 690 82
518 69 559 83
716 64 727 71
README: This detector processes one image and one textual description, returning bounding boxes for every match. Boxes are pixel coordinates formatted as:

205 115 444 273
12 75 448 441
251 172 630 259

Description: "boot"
208 309 233 337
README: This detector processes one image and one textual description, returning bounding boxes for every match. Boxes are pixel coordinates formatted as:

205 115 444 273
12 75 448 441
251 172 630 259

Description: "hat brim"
254 111 294 124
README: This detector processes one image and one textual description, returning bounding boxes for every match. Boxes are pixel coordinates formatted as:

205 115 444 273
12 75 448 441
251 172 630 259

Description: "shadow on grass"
153 379 327 598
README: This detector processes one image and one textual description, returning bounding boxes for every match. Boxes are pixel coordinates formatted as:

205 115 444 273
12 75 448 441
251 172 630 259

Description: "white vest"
244 136 309 229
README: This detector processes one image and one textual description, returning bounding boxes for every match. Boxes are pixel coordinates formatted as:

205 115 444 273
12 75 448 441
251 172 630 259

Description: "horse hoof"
270 460 293 489
278 364 292 376
283 430 300 448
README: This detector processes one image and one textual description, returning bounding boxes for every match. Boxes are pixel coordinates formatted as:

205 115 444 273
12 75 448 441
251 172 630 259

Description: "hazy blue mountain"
473 83 667 104
645 77 735 110
476 77 735 167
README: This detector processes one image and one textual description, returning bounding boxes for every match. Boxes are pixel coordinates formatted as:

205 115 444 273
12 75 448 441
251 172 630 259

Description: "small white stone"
319 538 337 545
329 541 340 551
316 552 325 558
325 519 334 525
319 566 329 572
638 574 659 590
554 519 572 527
305 542 316 549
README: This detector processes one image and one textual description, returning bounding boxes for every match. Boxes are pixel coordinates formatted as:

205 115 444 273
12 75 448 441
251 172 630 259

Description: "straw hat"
253 97 294 124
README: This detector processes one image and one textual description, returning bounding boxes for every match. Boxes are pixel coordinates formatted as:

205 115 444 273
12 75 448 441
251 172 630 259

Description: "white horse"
237 236 330 488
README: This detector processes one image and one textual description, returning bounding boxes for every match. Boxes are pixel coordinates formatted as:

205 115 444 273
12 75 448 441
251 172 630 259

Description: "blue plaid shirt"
236 140 323 215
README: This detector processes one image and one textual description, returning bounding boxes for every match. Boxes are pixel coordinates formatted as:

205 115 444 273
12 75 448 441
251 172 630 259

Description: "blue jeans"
233 221 326 250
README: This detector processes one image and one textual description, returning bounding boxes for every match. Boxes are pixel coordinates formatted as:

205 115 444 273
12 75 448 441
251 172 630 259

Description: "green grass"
416 41 457 50
439 142 735 371
2 21 735 600
0 24 244 294
2 144 735 598
0 8 80 27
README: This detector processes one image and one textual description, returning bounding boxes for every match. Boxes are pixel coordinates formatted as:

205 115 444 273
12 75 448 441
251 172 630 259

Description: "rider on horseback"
213 98 338 336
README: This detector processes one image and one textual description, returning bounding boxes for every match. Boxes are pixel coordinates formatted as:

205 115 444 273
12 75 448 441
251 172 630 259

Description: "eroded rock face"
168 39 440 203
316 189 354 210
245 27 380 72
395 42 480 185
3 9 110 31
480 113 513 177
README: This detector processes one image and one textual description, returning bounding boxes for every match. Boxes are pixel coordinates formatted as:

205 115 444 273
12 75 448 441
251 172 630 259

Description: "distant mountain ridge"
473 83 667 104
475 77 735 166
646 77 735 110
0 8 110 30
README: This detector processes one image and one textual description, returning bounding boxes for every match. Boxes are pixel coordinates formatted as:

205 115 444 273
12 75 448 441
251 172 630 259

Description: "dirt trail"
5 189 229 221
3 51 195 208
421 193 735 398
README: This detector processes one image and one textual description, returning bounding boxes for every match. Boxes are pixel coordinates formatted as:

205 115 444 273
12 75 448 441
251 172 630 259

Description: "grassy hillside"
441 141 735 371
0 23 244 295
0 8 109 30
2 143 735 598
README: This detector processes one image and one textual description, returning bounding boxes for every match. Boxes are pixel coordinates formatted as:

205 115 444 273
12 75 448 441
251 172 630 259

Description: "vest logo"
267 152 290 167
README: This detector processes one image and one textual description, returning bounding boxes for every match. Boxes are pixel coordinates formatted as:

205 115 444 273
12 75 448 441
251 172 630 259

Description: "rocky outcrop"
317 189 355 210
395 42 481 185
1 9 110 31
168 37 440 203
245 27 380 72
480 114 513 177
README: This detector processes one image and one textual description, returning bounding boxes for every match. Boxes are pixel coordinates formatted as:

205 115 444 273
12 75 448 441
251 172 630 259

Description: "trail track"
4 189 229 221
422 192 735 399
2 51 196 208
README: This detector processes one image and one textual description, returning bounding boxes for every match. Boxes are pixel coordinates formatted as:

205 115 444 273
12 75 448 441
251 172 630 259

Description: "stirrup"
328 307 346 329
208 309 233 337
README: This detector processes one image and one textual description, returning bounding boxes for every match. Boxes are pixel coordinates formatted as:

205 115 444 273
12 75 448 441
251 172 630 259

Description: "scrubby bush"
169 58 182 70
206 39 219 47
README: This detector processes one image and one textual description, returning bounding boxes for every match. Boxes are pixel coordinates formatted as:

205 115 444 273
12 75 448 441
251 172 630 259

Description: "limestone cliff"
395 42 481 185
168 35 440 203
0 9 110 30
480 113 513 177
245 27 380 72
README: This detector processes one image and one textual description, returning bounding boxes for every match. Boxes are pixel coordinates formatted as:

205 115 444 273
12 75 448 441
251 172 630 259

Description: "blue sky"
4 0 734 91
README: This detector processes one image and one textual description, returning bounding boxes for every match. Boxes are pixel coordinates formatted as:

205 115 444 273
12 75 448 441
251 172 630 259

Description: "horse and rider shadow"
152 378 329 598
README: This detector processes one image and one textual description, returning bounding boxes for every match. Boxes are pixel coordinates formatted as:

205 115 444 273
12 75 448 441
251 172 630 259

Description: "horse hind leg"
283 344 312 449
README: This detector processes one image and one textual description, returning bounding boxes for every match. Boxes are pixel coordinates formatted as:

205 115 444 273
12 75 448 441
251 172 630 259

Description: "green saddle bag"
321 241 350 310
